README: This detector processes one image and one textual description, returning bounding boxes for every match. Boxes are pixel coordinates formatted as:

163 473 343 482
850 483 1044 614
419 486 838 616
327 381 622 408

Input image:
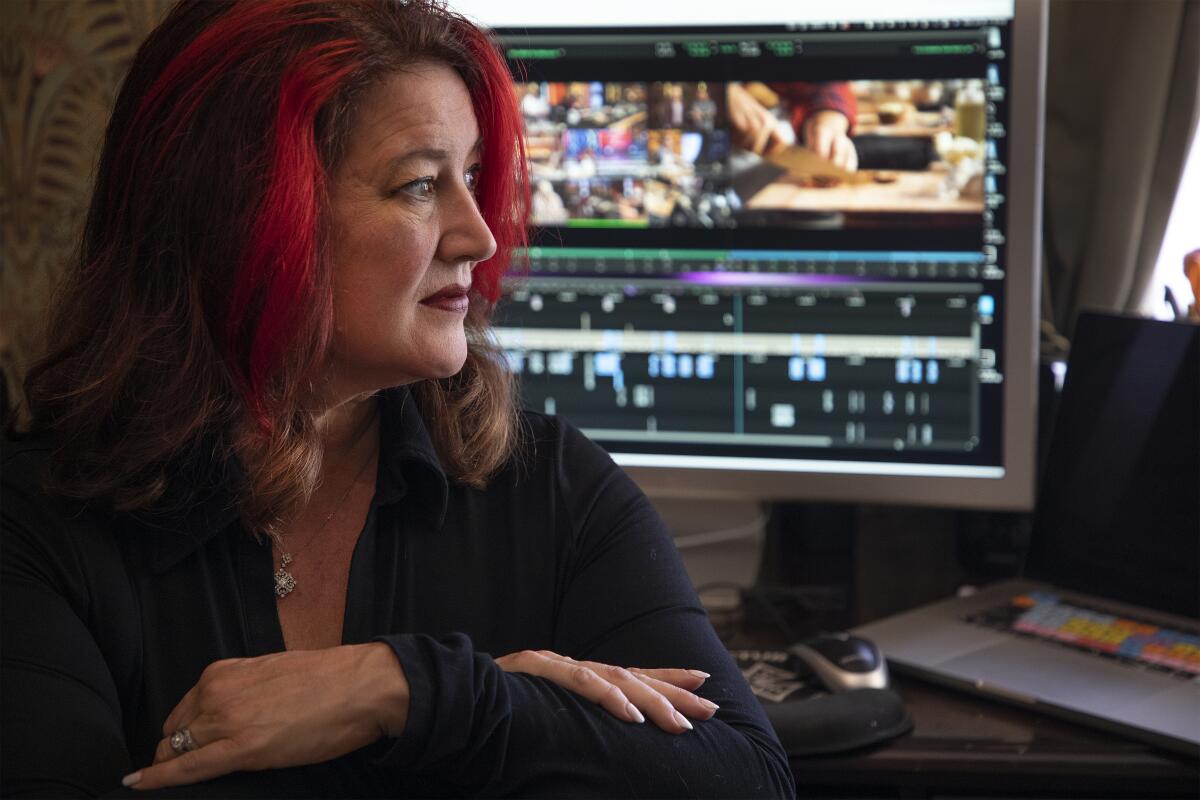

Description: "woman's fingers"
585 663 691 732
152 734 177 766
631 667 710 691
129 738 242 791
497 650 644 724
495 650 716 735
631 671 720 723
151 715 215 765
154 668 218 765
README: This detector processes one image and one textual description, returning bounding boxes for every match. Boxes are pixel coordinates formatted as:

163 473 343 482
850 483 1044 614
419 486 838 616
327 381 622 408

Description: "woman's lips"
420 286 470 313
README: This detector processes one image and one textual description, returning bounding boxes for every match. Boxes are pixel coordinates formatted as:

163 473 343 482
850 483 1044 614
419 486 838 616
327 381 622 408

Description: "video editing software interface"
493 8 1016 477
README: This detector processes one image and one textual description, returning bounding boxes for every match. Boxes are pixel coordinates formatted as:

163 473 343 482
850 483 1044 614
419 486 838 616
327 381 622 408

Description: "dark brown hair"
21 0 529 537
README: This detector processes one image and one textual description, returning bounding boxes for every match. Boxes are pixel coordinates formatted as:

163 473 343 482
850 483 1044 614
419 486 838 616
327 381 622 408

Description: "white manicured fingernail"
625 702 645 723
700 698 720 711
674 711 694 731
688 669 711 679
122 771 142 787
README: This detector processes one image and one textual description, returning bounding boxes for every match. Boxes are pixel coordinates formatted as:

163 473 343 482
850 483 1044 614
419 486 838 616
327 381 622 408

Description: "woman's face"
325 62 496 398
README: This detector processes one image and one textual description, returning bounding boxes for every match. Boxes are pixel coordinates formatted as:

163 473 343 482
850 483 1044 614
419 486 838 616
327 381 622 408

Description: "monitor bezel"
491 0 1047 511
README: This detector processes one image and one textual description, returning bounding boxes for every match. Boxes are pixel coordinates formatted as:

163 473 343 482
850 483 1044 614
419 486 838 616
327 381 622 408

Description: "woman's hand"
494 649 718 734
123 643 407 791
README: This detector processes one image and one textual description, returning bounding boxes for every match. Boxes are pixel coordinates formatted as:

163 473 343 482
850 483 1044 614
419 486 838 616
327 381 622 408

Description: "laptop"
854 311 1200 756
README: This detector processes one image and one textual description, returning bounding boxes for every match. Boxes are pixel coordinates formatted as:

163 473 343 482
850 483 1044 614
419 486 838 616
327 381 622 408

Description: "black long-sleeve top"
1 387 793 798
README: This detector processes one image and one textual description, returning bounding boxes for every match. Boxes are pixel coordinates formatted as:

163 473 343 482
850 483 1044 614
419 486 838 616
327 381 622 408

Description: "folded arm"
371 420 793 797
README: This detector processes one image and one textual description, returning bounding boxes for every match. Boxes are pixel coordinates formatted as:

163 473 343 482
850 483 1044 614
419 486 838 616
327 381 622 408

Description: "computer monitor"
463 0 1045 510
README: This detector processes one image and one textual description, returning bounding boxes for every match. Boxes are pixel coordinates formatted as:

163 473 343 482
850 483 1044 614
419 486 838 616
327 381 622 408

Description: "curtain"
1042 0 1200 350
0 0 174 420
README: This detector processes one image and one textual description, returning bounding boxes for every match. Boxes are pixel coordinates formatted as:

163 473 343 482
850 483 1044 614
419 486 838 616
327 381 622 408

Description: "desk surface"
790 674 1200 798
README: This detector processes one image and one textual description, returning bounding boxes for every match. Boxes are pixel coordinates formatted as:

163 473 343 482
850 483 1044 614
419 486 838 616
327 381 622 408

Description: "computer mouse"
788 632 889 692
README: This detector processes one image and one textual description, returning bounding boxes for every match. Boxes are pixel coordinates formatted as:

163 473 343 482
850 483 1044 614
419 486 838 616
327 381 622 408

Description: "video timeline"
494 250 992 457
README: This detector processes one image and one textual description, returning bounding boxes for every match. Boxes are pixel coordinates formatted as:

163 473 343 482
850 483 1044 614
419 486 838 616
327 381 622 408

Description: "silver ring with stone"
169 727 198 753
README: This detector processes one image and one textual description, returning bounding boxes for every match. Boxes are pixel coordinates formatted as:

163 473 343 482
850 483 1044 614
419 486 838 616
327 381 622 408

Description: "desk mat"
731 649 913 757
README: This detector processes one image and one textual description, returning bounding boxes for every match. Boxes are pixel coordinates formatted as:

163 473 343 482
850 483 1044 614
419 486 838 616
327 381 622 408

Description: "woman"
1 0 793 796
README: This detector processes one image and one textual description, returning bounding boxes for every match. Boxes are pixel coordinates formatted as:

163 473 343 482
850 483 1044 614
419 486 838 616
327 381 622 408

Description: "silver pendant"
274 553 296 598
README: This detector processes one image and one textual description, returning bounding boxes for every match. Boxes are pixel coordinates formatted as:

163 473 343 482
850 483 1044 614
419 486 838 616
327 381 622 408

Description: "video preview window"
518 79 988 230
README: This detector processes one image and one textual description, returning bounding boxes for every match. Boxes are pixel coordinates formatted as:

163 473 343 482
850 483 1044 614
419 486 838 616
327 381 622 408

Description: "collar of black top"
145 385 449 574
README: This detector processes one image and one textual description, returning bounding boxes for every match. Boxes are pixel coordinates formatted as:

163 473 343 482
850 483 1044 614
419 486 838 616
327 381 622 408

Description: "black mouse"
788 632 889 692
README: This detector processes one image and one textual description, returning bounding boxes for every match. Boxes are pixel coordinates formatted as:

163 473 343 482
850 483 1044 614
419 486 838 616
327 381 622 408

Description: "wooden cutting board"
766 145 870 185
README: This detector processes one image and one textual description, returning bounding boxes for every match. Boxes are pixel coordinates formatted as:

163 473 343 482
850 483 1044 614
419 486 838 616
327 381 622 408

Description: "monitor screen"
467 0 1043 509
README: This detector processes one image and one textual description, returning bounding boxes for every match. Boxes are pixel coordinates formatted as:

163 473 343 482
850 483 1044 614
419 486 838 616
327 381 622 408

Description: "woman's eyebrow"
381 138 485 177
379 148 450 181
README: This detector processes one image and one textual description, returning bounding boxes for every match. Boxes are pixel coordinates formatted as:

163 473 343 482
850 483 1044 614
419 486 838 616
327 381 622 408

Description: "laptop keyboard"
965 591 1200 680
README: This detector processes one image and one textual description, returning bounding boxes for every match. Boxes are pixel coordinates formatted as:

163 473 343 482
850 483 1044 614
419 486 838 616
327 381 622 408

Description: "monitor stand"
648 497 768 610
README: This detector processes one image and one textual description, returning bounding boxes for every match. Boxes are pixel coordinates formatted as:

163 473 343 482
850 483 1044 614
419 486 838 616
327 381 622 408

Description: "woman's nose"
438 183 497 268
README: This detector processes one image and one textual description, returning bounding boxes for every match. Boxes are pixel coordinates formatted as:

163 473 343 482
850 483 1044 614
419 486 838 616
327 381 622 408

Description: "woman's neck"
314 394 380 469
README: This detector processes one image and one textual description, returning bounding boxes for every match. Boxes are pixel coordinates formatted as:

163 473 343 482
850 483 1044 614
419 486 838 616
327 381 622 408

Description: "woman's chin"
333 352 468 394
414 350 470 381
424 362 467 381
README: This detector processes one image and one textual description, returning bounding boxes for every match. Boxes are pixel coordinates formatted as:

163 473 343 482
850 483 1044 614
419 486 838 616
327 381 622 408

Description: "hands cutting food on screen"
727 81 795 156
727 81 858 171
801 109 859 172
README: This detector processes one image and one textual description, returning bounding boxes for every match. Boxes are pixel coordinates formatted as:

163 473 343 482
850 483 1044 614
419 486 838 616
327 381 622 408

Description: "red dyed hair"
23 0 528 534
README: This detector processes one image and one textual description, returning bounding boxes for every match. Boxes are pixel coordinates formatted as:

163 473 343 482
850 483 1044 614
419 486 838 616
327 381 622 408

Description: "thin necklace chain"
273 413 378 599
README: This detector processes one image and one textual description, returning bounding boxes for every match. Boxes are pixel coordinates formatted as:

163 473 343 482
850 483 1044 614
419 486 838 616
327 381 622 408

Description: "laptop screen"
1026 312 1199 619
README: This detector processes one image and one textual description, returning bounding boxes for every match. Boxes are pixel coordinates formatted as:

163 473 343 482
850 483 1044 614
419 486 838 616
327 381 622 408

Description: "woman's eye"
465 164 482 194
397 177 436 198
